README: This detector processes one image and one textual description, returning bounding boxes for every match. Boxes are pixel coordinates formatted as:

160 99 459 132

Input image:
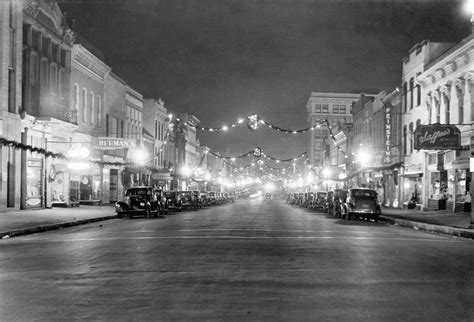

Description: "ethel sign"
414 124 461 150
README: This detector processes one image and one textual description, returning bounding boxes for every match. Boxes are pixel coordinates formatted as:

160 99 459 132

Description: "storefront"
69 163 102 205
26 157 43 208
402 173 423 208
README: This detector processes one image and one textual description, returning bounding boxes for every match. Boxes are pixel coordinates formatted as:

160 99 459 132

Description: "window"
50 64 57 94
340 105 346 114
314 142 321 150
59 69 65 98
444 93 450 124
409 78 414 110
416 119 421 130
51 43 59 62
72 84 79 110
155 120 158 138
32 30 40 51
403 82 408 112
30 53 38 84
42 37 50 57
409 122 414 154
82 88 87 122
315 104 321 113
120 120 124 138
333 105 339 114
60 49 67 67
416 74 421 106
8 69 15 113
403 125 407 155
456 85 464 124
90 92 95 124
97 96 102 126
322 104 329 113
435 99 440 123
105 114 109 136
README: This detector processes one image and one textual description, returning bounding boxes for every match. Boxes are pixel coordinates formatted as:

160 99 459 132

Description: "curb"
381 216 474 240
0 215 118 239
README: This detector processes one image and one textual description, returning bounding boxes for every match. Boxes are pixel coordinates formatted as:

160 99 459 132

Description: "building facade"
306 92 359 170
21 0 75 209
0 0 23 210
417 35 473 212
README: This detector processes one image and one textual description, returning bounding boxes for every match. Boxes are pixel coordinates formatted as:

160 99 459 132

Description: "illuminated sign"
384 106 391 164
97 137 138 150
414 124 461 150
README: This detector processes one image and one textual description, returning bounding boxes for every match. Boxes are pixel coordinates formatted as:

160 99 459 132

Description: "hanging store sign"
97 137 138 150
414 124 461 150
384 105 391 164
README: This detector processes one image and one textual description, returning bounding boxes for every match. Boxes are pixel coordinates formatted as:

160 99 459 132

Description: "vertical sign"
384 105 391 164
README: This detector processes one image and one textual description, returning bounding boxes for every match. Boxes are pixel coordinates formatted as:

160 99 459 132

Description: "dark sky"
59 0 470 159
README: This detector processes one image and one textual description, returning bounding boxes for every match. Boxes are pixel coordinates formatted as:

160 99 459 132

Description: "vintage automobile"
199 191 210 206
115 186 166 218
341 188 381 222
208 191 217 205
179 190 196 209
165 190 183 212
192 190 203 208
312 191 328 210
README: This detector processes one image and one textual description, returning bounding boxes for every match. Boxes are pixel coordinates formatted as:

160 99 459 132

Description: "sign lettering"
414 124 461 150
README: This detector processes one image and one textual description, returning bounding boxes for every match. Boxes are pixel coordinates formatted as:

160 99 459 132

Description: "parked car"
208 191 217 205
223 192 234 202
312 191 328 210
165 191 183 212
115 186 164 218
341 188 381 222
179 190 196 209
264 192 272 200
333 189 348 218
304 192 315 208
199 191 210 206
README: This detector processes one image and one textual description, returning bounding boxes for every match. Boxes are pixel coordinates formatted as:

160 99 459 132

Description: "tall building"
0 0 23 210
21 0 75 209
400 40 454 209
306 92 360 170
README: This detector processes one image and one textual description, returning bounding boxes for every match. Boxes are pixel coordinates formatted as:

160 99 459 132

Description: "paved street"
0 197 472 321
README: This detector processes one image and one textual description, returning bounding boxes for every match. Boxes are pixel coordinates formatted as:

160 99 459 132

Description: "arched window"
416 119 421 129
409 78 414 110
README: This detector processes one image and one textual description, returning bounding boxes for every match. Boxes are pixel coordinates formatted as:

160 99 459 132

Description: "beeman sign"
97 137 138 150
414 124 461 150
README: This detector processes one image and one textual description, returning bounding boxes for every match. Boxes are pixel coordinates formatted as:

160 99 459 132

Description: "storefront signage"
414 124 461 150
97 137 138 150
384 105 391 163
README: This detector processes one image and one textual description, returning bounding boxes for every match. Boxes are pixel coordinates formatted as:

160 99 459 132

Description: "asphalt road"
1 197 473 321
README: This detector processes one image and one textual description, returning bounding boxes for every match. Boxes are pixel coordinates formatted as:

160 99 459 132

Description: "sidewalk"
381 207 474 239
0 205 117 239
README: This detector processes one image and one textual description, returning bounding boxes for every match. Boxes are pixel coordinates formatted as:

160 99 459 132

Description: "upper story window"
32 30 40 51
41 37 50 57
51 43 59 62
340 105 346 114
50 64 58 94
403 82 408 112
97 96 102 126
90 92 95 124
409 78 414 110
72 84 79 110
333 105 339 114
322 104 329 113
82 88 87 122
315 104 321 113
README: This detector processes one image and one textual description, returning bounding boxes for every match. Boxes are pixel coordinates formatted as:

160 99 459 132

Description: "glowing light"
130 148 148 165
222 126 229 131
322 167 332 178
67 146 90 159
264 182 275 192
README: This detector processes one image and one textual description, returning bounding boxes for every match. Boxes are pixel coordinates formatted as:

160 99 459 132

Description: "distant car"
115 186 164 218
341 188 381 222
264 192 272 200
165 191 183 212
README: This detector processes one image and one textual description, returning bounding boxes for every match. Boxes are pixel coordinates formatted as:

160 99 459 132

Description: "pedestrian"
464 191 471 212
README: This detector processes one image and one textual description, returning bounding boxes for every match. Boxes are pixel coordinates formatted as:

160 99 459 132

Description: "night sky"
59 0 471 159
